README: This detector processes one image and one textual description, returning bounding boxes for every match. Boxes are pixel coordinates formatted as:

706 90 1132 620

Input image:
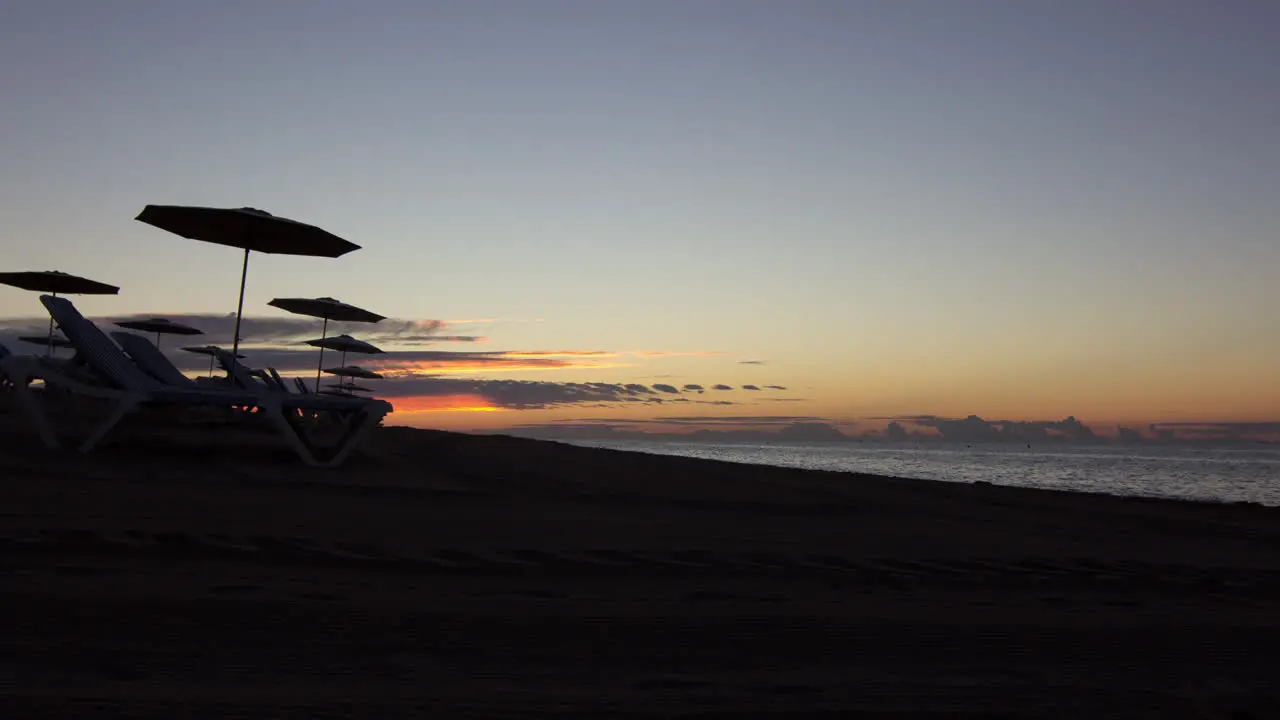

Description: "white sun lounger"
0 296 392 467
111 331 200 387
116 331 385 424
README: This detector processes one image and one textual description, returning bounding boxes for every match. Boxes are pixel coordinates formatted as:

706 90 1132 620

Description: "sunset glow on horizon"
1 1 1276 444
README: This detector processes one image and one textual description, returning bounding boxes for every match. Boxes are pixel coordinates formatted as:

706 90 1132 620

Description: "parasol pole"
208 354 215 377
228 248 250 382
314 316 329 393
45 292 57 357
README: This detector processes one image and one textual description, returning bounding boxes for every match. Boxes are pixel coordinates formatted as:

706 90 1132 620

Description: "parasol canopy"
136 206 360 257
18 334 73 349
181 345 246 359
323 364 384 394
323 365 384 380
326 383 373 393
114 317 203 350
0 270 120 354
0 270 120 295
268 297 384 323
270 297 383 391
304 334 383 354
135 205 361 379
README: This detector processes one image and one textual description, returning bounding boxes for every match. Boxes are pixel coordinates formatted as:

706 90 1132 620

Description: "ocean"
566 440 1280 506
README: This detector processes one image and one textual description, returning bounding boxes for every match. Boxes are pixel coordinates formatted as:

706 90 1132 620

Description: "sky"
1 0 1278 442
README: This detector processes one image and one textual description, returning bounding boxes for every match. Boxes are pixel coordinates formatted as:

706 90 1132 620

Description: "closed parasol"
135 205 361 379
269 297 384 391
0 270 119 354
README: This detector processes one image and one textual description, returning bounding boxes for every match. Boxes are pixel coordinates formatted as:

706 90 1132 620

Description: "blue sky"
2 0 1277 431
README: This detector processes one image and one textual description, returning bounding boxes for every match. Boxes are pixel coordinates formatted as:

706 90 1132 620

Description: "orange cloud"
628 351 726 358
373 355 633 376
499 351 618 358
393 394 506 413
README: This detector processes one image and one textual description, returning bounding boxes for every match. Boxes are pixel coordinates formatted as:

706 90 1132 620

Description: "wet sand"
2 426 1278 717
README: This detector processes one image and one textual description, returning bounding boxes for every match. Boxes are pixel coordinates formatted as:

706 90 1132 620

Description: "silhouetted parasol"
181 344 246 377
114 317 203 350
270 297 384 391
135 205 360 379
0 270 120 354
325 383 373 395
18 334 73 350
304 333 383 383
322 365 384 380
323 364 384 393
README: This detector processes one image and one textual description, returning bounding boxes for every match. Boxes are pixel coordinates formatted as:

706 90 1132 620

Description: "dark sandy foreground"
2 425 1279 717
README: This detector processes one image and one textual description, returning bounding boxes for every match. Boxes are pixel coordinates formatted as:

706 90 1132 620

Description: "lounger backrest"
40 295 161 392
110 332 195 387
267 367 291 393
293 377 310 394
214 350 265 389
251 369 286 392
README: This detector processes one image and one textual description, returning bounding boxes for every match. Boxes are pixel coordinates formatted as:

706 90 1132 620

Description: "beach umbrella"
323 365 384 380
135 205 361 379
324 383 374 395
323 365 384 388
17 334 73 351
114 317 203 350
269 297 384 391
181 344 246 377
0 270 120 354
304 333 383 386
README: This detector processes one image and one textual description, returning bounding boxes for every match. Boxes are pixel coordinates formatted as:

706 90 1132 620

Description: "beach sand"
2 425 1278 717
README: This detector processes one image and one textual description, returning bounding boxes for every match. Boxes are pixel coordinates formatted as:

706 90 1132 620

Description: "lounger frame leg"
78 397 141 453
8 372 61 450
268 406 386 468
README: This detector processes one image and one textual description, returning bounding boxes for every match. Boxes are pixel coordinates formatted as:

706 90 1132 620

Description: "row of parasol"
0 206 395 397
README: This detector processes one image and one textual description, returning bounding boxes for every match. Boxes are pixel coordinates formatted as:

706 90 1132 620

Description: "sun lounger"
266 368 291 393
0 296 392 467
213 350 272 391
293 377 311 394
111 331 199 387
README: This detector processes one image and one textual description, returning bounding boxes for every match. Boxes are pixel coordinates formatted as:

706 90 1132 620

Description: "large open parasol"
322 365 384 395
268 297 384 391
135 205 361 379
304 333 384 388
114 317 203 350
0 270 120 354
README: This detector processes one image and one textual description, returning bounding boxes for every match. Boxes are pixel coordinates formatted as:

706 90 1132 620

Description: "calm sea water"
567 440 1280 506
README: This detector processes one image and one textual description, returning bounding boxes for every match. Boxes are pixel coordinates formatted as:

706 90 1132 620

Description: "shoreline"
549 434 1280 507
3 425 1279 716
